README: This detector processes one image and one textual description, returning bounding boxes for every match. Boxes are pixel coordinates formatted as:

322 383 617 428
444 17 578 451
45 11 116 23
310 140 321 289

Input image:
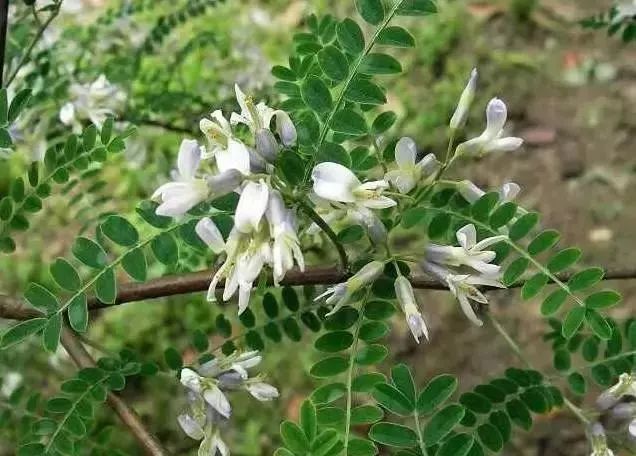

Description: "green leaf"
490 202 518 229
331 109 367 135
503 258 529 286
151 232 179 265
72 237 108 269
83 124 98 149
50 258 81 292
477 423 503 452
325 306 360 330
509 212 539 241
300 400 317 441
540 289 568 316
8 89 31 122
363 301 395 321
521 273 548 300
95 268 117 304
345 77 386 105
489 411 511 443
460 392 492 414
101 117 114 144
68 293 88 332
438 434 474 456
356 0 385 25
527 230 560 256
337 18 365 55
428 213 451 239
553 349 571 372
471 192 499 221
390 364 416 403
25 283 59 314
11 178 25 202
42 314 62 352
312 383 346 404
417 374 458 414
318 45 349 82
301 76 332 114
377 26 415 47
355 344 387 365
0 197 13 221
360 53 402 75
369 422 417 447
585 309 612 340
317 141 351 167
281 421 309 454
562 306 585 338
164 347 183 370
1 318 47 349
352 373 386 392
0 128 12 148
372 111 397 135
568 372 586 395
315 331 354 352
310 356 348 378
351 405 383 425
373 382 414 415
547 248 581 273
585 290 621 309
397 0 437 15
505 399 532 430
101 215 139 246
423 404 465 445
0 89 7 125
272 65 297 81
567 267 604 292
122 249 147 281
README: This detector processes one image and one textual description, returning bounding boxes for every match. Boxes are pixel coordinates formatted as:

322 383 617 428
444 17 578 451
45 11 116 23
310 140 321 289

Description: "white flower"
247 382 279 401
590 422 615 456
316 261 385 316
612 2 636 24
200 110 234 158
180 368 231 418
177 413 205 440
457 180 521 204
214 138 252 176
235 180 270 234
152 140 209 217
385 137 439 194
231 84 274 132
59 74 126 132
597 373 636 411
450 68 478 130
1 372 22 397
456 98 523 157
446 273 505 326
267 191 305 284
312 162 396 209
199 430 230 456
395 276 429 343
195 218 226 254
349 206 388 247
425 224 506 276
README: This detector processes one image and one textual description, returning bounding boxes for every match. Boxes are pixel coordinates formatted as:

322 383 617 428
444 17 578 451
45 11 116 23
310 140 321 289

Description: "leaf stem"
413 411 430 456
5 1 63 88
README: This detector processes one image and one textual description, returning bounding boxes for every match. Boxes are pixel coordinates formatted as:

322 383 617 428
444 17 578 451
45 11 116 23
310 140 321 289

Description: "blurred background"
0 0 635 454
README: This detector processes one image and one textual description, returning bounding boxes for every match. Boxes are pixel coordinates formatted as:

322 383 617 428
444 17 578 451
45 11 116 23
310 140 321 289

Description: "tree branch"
0 0 9 86
60 327 168 456
2 266 636 321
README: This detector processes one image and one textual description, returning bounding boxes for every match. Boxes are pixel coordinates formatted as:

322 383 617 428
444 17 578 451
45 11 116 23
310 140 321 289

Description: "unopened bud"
457 180 485 203
255 128 279 162
348 261 384 292
274 111 297 146
206 169 243 197
395 276 429 343
450 68 477 130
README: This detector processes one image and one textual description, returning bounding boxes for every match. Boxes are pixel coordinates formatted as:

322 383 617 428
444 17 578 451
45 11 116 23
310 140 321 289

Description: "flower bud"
255 128 279 162
274 110 297 146
206 169 244 197
395 276 429 343
247 382 279 401
348 261 384 292
195 217 226 254
457 180 485 203
450 68 477 130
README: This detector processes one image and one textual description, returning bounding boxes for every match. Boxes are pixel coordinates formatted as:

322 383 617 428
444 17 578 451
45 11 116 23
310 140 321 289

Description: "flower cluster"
589 373 636 454
59 74 126 133
152 85 302 314
178 351 278 455
422 224 507 327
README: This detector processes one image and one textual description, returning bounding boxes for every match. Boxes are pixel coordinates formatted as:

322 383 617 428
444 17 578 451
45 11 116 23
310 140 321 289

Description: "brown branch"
2 265 636 321
60 327 168 456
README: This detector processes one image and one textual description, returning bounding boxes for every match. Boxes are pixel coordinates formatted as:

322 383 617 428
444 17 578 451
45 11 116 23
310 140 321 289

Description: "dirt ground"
388 1 636 455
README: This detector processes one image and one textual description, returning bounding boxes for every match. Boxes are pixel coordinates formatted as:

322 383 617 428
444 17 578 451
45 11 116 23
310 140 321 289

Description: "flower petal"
312 162 360 203
484 137 524 153
395 137 417 168
177 414 204 440
177 139 201 180
484 98 507 139
361 195 397 209
235 181 269 233
203 385 231 418
215 139 251 175
456 224 477 250
195 218 225 253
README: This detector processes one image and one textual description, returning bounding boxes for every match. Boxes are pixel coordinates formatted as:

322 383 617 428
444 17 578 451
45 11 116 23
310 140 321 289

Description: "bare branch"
2 265 636 321
60 327 168 456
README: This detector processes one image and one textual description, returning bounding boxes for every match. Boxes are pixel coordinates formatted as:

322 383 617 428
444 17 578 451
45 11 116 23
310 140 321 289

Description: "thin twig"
5 1 62 87
60 327 168 456
0 0 9 86
2 266 636 321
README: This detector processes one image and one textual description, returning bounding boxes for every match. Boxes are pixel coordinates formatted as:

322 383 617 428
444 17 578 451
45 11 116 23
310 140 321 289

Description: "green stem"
488 313 590 425
413 411 429 456
6 1 63 88
298 199 349 272
343 294 370 454
300 0 406 186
